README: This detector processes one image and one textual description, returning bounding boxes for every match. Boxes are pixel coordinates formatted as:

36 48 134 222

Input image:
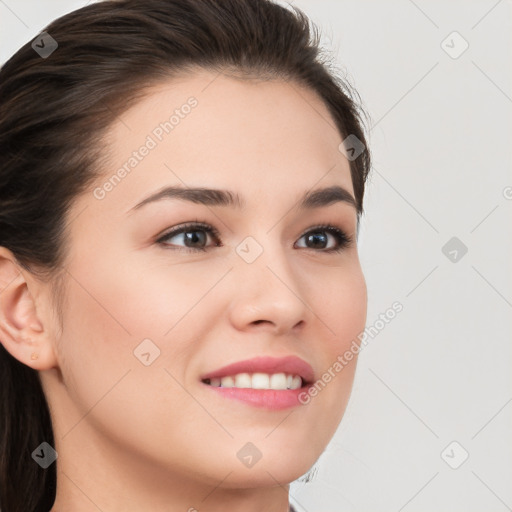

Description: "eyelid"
295 224 354 252
155 220 221 251
155 220 353 253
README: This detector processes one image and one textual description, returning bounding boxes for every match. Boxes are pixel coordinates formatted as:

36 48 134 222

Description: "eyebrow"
128 184 358 213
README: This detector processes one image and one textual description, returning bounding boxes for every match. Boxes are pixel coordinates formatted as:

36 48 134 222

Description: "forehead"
89 69 355 214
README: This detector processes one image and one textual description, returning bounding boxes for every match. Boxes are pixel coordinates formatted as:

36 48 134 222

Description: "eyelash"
155 219 353 254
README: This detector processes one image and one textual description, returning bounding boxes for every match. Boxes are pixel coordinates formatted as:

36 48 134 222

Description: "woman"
0 0 372 510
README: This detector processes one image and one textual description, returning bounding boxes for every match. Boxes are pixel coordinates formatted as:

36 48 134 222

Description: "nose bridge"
235 231 296 287
229 230 309 332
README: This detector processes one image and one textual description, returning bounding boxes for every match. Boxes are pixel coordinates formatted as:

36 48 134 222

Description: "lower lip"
202 383 308 410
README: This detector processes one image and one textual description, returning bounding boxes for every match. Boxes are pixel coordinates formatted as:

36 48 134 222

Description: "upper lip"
200 355 315 384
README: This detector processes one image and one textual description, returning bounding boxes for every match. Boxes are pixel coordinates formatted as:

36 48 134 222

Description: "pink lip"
200 355 315 383
199 356 315 410
203 386 309 410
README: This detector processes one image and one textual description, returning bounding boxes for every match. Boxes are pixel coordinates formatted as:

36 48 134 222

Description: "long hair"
0 1 372 510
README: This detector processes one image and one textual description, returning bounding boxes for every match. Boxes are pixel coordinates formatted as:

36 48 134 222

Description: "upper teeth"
206 373 303 390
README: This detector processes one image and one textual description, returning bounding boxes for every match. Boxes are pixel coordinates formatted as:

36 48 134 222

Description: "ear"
0 247 59 371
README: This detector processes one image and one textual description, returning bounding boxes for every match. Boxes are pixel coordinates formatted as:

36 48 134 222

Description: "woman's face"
40 69 367 494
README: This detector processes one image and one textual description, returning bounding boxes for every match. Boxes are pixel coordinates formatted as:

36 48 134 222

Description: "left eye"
156 222 352 253
295 226 351 252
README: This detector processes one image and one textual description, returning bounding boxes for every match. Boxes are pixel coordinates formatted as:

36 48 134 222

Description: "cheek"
54 274 135 413
310 262 368 352
104 253 232 336
55 254 224 403
300 265 367 431
54 263 211 459
66 249 215 342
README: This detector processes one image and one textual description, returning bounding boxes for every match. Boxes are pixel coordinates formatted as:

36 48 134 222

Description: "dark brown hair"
0 1 371 510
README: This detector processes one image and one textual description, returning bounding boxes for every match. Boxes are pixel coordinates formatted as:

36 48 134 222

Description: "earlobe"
0 248 58 370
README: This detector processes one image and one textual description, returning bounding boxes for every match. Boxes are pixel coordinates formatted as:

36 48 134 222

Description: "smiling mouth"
202 372 305 390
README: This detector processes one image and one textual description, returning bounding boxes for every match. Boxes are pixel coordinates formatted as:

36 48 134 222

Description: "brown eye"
156 221 352 254
295 225 352 253
156 222 221 252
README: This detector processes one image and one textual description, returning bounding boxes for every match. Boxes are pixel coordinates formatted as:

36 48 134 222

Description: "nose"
227 238 311 336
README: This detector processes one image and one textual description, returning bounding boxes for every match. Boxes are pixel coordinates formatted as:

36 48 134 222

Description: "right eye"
156 221 222 253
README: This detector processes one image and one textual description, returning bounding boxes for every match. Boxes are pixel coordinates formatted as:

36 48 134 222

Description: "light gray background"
1 1 511 511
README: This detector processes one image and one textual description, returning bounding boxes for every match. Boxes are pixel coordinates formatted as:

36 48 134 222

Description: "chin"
220 461 314 489
237 448 319 487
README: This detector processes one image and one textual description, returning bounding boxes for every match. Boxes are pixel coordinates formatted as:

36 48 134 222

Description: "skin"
0 69 367 512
